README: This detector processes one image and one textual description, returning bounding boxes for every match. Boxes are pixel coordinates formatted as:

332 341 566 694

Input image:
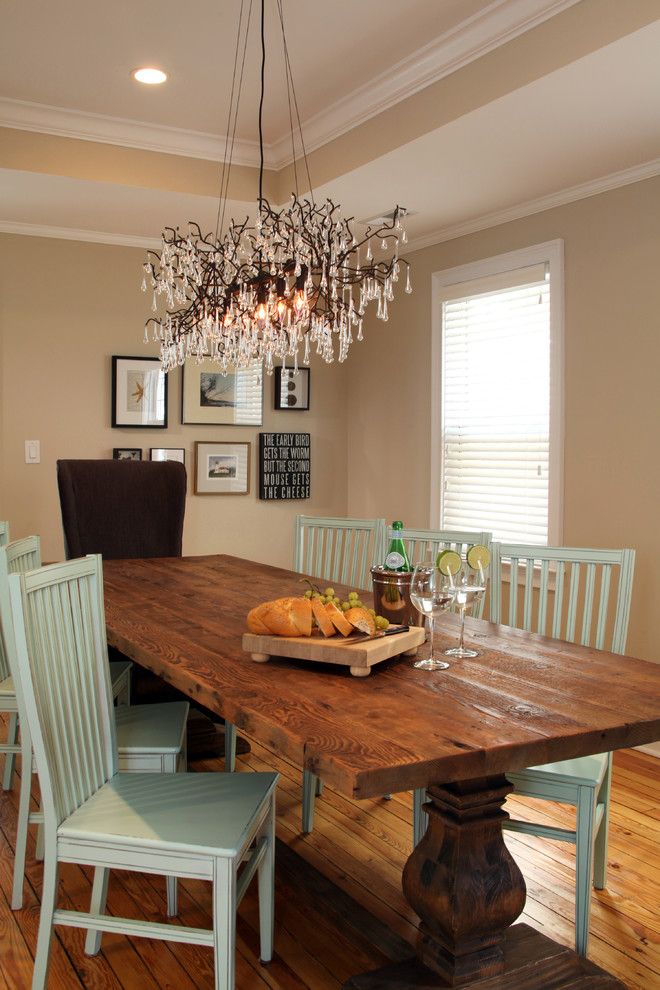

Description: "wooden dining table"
103 554 660 990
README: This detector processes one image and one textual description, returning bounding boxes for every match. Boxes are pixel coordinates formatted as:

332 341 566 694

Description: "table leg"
344 774 625 989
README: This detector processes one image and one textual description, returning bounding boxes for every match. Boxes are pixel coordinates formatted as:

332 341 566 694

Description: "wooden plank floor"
0 713 658 989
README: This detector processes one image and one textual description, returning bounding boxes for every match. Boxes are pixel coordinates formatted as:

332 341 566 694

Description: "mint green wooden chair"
489 542 636 956
0 538 189 914
9 554 277 990
225 515 387 833
300 526 495 834
293 515 387 591
394 529 493 847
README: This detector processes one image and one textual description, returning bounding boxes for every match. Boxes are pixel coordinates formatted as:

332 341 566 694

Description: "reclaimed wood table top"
102 554 660 800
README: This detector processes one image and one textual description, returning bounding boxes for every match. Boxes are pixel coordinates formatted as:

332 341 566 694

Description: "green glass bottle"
383 521 412 572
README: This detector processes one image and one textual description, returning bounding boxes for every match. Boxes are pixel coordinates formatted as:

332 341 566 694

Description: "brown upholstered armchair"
56 459 186 560
56 458 238 756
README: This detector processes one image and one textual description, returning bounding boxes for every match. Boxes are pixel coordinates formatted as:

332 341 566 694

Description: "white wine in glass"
444 546 490 659
410 561 456 670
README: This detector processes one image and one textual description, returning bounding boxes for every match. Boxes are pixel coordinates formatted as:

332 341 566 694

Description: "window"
431 241 563 545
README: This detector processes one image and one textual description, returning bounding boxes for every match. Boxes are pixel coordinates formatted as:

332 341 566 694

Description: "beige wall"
0 235 348 567
347 175 660 664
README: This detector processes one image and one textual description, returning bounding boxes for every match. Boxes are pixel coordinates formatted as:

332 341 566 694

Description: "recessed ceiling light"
132 67 167 85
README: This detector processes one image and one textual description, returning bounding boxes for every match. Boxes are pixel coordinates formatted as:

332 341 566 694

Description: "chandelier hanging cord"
217 0 254 239
276 0 314 202
258 0 266 206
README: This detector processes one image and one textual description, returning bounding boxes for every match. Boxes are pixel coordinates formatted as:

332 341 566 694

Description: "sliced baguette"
345 606 376 636
311 597 337 637
325 601 354 637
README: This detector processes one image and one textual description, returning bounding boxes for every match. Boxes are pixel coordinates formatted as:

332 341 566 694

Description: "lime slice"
466 544 491 570
436 549 461 576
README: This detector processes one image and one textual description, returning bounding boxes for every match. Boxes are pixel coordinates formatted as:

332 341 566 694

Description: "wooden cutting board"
241 625 425 677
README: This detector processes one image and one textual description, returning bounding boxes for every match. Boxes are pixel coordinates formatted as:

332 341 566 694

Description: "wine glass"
410 560 456 670
444 559 488 659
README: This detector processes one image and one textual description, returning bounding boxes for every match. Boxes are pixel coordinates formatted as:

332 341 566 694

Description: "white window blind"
440 264 551 544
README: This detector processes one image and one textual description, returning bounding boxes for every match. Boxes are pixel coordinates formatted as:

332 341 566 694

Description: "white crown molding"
0 0 580 169
0 98 267 167
405 159 660 253
268 0 582 167
3 159 658 252
0 220 161 250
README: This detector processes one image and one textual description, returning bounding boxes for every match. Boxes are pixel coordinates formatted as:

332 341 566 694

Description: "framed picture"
194 441 250 496
113 448 142 461
274 366 310 410
150 447 185 465
182 358 262 425
112 356 167 428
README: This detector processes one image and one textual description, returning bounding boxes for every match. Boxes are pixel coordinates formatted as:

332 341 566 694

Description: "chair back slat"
396 528 493 618
509 558 519 627
491 543 635 655
537 559 550 633
581 563 597 646
595 565 612 650
9 555 117 827
0 537 42 684
522 558 534 631
552 560 565 638
566 562 580 643
294 516 386 591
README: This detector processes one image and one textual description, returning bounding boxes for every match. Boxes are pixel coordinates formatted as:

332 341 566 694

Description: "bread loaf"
247 596 312 637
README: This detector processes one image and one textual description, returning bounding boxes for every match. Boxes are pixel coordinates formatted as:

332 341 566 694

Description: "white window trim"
430 239 564 545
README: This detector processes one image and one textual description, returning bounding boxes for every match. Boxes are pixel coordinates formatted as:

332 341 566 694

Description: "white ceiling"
0 0 493 145
1 1 659 248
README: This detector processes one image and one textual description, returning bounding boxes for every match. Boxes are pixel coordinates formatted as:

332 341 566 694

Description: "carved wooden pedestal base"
344 776 625 990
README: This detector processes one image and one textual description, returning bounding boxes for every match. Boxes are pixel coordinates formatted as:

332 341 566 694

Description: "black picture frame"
274 367 310 411
112 355 168 429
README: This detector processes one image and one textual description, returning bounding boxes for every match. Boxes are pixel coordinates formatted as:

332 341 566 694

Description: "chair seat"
508 752 609 788
60 771 278 856
0 675 15 697
115 702 188 754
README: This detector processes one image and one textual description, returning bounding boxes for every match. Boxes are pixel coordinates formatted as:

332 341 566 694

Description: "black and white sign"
259 432 310 500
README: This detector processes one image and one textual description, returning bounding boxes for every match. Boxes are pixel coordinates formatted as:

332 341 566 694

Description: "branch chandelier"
142 0 411 374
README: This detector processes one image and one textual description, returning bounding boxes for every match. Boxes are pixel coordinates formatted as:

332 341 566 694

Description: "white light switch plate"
25 440 40 464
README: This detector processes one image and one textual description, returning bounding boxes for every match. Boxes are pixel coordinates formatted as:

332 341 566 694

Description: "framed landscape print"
150 447 185 465
113 448 142 461
112 356 167 428
194 441 250 495
274 366 310 410
182 358 262 425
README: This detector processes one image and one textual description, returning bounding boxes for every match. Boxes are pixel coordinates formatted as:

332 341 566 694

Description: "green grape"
341 602 350 611
348 591 358 601
355 600 364 609
303 589 312 599
333 597 340 605
312 593 321 600
368 608 376 617
324 587 335 597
